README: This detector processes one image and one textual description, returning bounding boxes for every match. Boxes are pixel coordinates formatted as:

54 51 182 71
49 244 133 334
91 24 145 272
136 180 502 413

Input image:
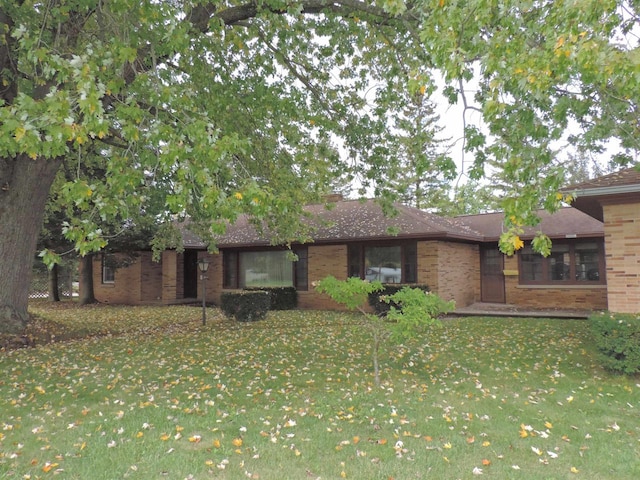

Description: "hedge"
220 291 270 322
590 311 640 374
244 287 297 310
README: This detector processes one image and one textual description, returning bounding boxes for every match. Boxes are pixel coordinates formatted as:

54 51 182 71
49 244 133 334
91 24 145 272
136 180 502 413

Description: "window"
293 247 308 291
102 255 115 284
240 251 292 287
223 248 308 289
519 240 604 285
348 242 417 284
223 251 238 289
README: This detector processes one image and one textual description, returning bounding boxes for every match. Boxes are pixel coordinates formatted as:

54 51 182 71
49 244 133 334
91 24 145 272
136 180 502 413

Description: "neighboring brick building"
565 167 640 313
91 193 612 313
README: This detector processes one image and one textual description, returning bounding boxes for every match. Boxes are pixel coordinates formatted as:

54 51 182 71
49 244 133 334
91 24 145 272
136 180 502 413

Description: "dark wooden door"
183 250 198 298
480 246 505 303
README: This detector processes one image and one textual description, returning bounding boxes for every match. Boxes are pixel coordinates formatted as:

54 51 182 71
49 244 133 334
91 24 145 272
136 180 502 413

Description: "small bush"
220 291 270 322
245 287 297 310
590 311 640 374
368 284 430 316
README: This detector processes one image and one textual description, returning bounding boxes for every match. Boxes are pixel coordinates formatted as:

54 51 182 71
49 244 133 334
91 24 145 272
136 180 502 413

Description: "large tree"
1 1 638 332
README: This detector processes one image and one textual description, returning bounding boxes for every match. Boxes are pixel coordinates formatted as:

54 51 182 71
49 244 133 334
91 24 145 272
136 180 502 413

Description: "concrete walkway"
453 302 592 319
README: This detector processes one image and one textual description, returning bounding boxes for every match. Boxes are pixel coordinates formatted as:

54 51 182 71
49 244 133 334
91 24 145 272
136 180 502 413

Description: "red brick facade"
90 240 610 312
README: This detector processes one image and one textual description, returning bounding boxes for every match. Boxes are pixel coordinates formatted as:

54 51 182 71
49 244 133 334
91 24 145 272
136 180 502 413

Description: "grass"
1 302 639 479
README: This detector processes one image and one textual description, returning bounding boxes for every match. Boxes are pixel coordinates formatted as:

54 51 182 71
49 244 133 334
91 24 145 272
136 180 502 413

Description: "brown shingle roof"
456 207 603 241
182 200 603 249
564 166 640 190
215 198 483 248
563 166 640 221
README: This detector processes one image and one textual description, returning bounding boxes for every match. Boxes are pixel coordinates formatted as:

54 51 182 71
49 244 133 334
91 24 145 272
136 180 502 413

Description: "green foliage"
220 291 271 322
245 287 297 310
384 287 454 342
531 233 553 258
590 311 640 374
368 284 430 316
315 276 452 386
315 276 384 312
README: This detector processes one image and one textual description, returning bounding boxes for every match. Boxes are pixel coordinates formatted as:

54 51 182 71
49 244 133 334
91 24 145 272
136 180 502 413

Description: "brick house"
91 195 609 312
564 167 640 313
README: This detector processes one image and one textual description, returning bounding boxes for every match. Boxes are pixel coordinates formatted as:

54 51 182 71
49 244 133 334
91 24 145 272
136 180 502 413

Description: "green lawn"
1 303 639 479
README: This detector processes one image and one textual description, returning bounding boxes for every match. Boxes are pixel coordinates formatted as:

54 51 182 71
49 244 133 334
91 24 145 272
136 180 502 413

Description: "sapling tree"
315 276 454 386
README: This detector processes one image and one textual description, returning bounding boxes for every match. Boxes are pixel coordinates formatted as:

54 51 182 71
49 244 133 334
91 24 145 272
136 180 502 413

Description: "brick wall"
93 253 142 304
603 201 640 313
503 255 608 310
213 242 482 311
140 252 163 302
418 241 480 307
161 250 178 304
205 252 223 305
298 244 347 310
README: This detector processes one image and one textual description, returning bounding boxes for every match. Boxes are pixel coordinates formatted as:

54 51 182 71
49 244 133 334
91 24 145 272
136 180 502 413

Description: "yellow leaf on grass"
213 439 221 448
232 437 243 447
544 421 553 429
42 462 59 473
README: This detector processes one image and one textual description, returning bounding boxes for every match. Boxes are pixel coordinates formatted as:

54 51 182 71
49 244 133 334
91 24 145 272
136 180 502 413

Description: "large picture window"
519 240 604 285
223 247 308 290
348 242 417 284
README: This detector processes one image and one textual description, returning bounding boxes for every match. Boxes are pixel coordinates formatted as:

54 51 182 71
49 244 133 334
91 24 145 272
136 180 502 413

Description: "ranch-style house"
88 167 640 314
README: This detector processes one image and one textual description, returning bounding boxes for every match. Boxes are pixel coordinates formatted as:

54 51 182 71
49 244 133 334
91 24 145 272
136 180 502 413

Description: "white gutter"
569 184 640 197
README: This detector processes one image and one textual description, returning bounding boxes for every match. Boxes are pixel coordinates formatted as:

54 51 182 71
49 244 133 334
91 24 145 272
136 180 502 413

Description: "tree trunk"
48 264 61 302
373 330 381 387
0 155 62 333
78 254 97 305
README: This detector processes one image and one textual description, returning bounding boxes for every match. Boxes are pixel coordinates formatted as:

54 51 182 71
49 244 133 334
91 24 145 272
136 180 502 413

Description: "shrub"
220 291 270 322
368 284 430 316
590 311 640 374
245 287 297 310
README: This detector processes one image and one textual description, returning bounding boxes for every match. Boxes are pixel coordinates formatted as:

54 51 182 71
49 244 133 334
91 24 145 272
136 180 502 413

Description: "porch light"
198 258 210 273
198 257 210 325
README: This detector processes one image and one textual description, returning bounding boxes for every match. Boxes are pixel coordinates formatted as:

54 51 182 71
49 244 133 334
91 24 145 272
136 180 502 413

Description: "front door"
480 246 505 303
183 250 198 298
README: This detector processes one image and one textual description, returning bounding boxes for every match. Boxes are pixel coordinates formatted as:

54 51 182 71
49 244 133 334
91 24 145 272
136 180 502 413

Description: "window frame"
222 247 308 290
101 254 115 284
518 239 605 286
348 241 418 284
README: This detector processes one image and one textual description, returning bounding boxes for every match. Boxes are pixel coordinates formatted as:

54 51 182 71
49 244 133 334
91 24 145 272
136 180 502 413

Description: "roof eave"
569 184 640 197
